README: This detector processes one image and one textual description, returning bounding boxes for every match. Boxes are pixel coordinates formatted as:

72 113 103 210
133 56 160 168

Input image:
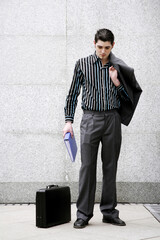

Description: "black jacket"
109 52 142 126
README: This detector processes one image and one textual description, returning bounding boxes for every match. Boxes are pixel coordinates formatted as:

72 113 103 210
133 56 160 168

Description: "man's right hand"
63 121 73 138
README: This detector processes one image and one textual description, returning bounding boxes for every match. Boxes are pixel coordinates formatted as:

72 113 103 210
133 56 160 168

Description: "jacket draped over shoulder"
109 52 142 126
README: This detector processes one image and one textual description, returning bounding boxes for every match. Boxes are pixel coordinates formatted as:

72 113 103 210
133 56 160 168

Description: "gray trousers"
77 109 122 222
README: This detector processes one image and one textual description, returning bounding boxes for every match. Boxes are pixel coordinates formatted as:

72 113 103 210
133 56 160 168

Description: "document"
64 132 77 162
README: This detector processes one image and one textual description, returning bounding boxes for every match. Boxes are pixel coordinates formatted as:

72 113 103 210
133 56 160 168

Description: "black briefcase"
36 185 71 228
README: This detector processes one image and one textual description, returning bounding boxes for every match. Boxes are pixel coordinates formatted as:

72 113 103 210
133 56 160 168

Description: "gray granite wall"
0 0 160 203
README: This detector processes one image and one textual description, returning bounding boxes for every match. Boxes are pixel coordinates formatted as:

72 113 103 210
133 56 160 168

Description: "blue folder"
64 132 77 162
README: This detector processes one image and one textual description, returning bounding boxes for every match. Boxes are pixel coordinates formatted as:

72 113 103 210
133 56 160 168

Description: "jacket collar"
109 51 133 73
109 52 120 71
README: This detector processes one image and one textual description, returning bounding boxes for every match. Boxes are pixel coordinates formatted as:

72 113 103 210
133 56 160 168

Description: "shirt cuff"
65 116 74 123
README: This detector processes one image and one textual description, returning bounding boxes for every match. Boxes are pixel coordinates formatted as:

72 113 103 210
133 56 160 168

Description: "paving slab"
0 204 160 240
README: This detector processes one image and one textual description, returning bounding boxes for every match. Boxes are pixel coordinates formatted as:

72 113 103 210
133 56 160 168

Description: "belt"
83 109 119 115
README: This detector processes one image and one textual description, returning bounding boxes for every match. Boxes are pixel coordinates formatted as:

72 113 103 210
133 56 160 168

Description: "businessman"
63 29 142 228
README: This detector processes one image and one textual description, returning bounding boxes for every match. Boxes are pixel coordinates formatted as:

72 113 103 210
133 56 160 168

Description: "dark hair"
95 29 114 44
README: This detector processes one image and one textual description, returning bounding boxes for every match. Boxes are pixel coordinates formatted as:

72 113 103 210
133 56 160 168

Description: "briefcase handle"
46 185 59 189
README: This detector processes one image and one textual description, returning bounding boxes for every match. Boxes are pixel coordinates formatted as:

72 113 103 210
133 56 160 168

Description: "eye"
105 47 110 50
98 46 102 49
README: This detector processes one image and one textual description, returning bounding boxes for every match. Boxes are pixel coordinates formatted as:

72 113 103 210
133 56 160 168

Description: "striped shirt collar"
92 51 110 67
92 51 121 72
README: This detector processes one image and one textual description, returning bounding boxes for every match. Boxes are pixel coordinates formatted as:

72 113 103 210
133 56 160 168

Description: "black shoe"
102 217 126 226
73 218 88 229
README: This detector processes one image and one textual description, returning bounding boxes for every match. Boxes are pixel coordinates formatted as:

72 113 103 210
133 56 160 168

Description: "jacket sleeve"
64 60 83 123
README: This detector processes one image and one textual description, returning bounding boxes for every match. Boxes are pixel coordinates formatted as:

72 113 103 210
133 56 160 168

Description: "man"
63 29 142 228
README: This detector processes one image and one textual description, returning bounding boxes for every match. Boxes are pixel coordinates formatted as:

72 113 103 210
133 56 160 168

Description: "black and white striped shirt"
64 52 129 123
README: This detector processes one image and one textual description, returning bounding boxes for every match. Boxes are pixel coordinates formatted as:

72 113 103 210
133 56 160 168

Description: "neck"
101 57 109 66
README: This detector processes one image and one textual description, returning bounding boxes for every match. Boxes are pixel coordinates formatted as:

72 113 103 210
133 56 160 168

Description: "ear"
93 40 96 47
112 42 115 49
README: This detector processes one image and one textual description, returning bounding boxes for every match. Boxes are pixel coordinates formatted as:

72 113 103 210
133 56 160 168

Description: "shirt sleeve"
64 60 83 123
116 84 130 101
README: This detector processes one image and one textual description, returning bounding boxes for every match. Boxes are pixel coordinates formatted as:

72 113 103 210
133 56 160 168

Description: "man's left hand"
109 66 121 87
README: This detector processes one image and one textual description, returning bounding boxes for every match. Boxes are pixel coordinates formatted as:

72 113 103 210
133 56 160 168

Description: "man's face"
94 40 115 62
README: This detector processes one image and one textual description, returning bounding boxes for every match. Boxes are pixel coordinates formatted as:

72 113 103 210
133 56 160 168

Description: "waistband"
83 109 119 115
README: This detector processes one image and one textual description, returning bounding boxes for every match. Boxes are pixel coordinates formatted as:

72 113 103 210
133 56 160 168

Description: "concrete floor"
0 204 160 240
